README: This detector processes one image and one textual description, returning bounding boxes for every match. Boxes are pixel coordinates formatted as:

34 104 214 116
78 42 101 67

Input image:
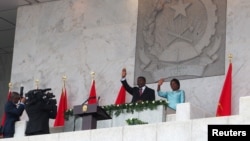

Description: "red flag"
216 62 232 117
54 87 68 127
115 85 126 105
1 90 12 132
88 80 97 104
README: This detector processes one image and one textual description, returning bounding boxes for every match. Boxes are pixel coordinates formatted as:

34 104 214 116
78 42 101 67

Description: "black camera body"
25 88 58 136
25 88 57 106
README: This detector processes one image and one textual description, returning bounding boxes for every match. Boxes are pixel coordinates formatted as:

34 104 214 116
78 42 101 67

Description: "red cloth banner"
1 90 12 126
216 62 232 117
54 87 68 127
0 90 12 136
115 85 126 105
88 80 97 104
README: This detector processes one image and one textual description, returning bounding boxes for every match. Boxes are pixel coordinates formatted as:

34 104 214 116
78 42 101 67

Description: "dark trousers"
26 130 49 136
3 133 14 138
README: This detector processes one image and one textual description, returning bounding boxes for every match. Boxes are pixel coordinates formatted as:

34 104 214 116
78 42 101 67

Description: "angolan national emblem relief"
135 0 226 83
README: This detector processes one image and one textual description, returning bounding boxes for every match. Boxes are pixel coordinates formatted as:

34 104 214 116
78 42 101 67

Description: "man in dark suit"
25 89 57 136
121 68 155 103
2 91 25 138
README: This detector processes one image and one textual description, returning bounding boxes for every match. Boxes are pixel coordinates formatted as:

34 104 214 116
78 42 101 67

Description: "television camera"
25 88 57 106
24 88 58 136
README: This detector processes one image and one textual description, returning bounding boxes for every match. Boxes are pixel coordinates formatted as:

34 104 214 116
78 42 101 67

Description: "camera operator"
24 89 57 136
2 91 25 138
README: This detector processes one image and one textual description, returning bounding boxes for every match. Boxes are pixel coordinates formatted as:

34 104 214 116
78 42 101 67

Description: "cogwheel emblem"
140 0 218 68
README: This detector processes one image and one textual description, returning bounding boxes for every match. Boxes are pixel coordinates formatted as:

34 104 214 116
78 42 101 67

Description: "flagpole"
91 71 95 80
8 82 12 91
88 71 97 104
35 79 39 89
228 53 233 63
216 53 233 116
54 75 68 127
62 75 67 90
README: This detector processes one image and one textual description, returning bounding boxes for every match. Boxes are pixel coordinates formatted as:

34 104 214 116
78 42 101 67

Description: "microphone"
82 96 96 105
97 96 101 105
20 86 24 98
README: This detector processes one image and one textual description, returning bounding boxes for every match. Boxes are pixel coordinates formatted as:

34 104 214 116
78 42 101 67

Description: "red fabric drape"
88 80 97 104
115 85 126 105
54 87 68 126
1 90 12 127
216 62 232 117
0 90 12 136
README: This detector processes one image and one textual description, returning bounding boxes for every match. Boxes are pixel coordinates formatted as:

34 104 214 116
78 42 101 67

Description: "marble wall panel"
4 0 250 128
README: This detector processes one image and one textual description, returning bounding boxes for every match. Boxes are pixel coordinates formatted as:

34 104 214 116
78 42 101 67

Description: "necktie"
139 88 143 96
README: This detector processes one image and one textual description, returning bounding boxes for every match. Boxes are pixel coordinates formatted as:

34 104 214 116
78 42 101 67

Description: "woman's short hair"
171 78 180 88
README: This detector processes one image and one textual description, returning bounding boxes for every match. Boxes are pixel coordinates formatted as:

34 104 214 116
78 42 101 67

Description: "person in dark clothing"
2 91 25 138
121 68 155 103
24 89 57 136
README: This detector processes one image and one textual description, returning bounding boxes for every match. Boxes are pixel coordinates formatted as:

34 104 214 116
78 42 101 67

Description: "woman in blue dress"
157 78 185 114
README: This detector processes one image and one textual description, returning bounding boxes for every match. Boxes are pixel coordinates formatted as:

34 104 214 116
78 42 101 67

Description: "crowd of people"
0 67 185 138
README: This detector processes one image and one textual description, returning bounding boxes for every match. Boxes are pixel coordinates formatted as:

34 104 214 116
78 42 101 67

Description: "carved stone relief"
135 0 226 83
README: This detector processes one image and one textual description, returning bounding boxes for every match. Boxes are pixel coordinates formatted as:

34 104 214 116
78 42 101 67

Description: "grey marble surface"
1 0 249 128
